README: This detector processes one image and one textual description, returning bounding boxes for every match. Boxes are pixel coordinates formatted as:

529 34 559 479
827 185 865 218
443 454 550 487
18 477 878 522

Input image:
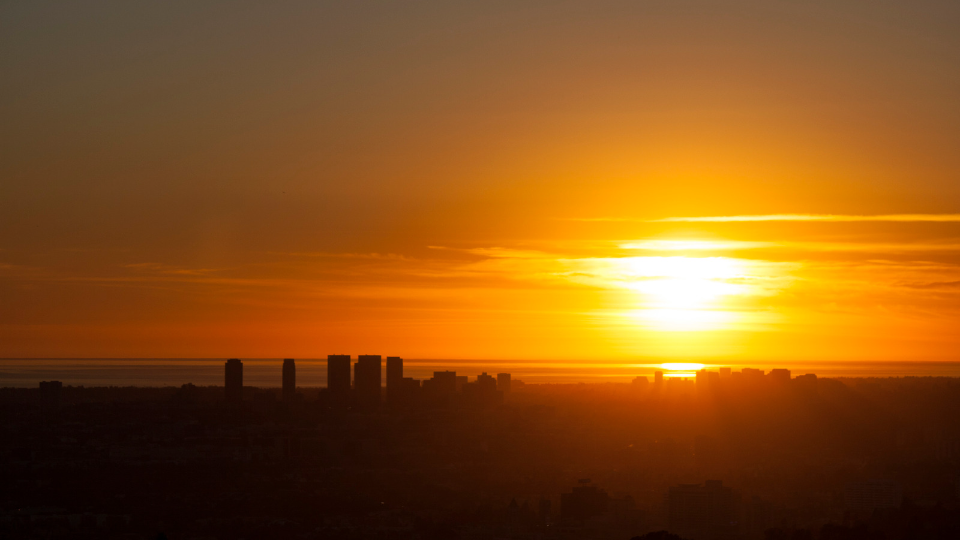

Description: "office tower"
769 368 791 384
456 375 468 391
386 356 403 405
794 373 817 392
497 373 511 394
282 358 296 402
742 368 765 387
225 359 243 404
39 380 62 410
327 354 351 395
434 371 457 393
632 376 649 390
402 377 421 399
462 372 502 408
668 480 738 540
354 355 382 408
476 372 497 390
422 371 457 397
655 371 664 384
719 367 732 378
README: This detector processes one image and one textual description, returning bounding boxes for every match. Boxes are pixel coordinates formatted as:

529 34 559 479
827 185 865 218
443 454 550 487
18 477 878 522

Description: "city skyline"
5 2 960 539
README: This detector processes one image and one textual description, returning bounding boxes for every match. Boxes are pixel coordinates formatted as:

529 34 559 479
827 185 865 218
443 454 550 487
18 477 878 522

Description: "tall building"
741 368 764 384
354 355 382 408
327 354 351 395
225 359 243 404
497 373 512 393
768 368 791 384
655 371 664 384
282 358 296 402
696 369 708 389
386 356 403 405
463 372 502 407
432 371 458 394
668 480 739 540
476 372 497 390
422 371 457 401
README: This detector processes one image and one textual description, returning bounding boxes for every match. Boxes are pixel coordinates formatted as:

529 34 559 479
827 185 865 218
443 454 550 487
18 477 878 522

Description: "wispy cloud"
566 214 960 223
654 214 960 223
619 240 775 251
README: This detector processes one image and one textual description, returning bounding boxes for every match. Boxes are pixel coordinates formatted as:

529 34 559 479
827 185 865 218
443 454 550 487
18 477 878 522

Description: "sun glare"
616 256 746 331
661 363 705 371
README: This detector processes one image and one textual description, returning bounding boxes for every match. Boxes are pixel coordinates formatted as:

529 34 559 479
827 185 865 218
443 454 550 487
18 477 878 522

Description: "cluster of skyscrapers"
223 356 512 407
632 367 814 391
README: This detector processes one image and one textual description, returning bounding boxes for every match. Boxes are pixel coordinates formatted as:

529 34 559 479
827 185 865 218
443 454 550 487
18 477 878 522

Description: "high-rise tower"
354 355 382 408
327 355 351 395
225 358 243 404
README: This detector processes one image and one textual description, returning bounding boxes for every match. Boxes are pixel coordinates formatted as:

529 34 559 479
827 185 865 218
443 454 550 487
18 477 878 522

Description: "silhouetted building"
354 355 382 408
719 367 731 379
386 356 403 405
655 371 664 384
794 373 817 392
463 372 502 408
39 380 62 410
477 372 496 390
696 370 720 393
633 376 649 390
561 480 610 523
497 373 512 394
327 354 351 396
428 371 457 394
282 359 296 402
769 368 791 384
456 375 468 391
668 480 738 540
401 377 421 405
225 359 243 404
741 368 764 386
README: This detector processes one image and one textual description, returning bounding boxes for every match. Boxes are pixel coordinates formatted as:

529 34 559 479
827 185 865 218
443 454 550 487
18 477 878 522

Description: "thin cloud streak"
565 214 960 223
656 214 960 223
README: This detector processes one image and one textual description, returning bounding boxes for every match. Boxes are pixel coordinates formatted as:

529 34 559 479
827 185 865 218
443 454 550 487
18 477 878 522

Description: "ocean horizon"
2 358 960 388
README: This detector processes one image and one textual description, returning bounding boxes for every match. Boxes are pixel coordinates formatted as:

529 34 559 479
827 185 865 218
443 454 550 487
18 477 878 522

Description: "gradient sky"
3 1 960 362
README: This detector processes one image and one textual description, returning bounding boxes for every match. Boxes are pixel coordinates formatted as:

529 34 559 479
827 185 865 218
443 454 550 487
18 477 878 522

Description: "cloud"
566 214 960 223
619 240 775 251
653 214 960 223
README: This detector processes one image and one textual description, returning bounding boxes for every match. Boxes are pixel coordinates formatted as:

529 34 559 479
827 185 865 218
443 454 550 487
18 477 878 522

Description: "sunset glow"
2 1 960 367
661 363 706 371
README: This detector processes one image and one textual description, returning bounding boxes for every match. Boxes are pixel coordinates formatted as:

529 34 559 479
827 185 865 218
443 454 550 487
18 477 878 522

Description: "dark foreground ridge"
3 358 960 539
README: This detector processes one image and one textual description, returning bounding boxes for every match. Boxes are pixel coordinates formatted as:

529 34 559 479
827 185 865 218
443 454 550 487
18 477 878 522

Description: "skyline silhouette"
4 1 960 538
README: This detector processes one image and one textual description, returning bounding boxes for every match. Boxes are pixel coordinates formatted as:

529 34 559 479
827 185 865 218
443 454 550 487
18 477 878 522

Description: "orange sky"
2 1 960 362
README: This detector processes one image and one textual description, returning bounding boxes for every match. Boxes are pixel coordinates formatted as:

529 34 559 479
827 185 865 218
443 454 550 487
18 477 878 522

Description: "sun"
620 256 745 330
